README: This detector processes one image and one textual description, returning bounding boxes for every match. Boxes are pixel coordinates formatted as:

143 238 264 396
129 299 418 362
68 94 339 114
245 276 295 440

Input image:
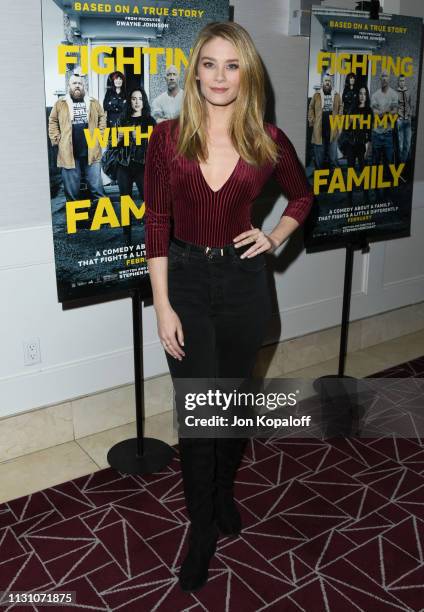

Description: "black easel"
107 288 176 474
328 0 379 377
314 238 369 437
338 237 370 377
314 0 380 436
329 0 383 374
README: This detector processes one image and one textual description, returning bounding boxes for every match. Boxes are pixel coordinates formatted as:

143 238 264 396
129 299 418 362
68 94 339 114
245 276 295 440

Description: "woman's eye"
203 62 214 68
227 64 239 70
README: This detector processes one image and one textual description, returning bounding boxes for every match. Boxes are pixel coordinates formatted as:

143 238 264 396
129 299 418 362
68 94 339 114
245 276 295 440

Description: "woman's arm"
144 123 185 360
265 127 313 251
266 216 301 251
147 257 185 360
234 127 313 257
147 257 169 308
144 124 173 257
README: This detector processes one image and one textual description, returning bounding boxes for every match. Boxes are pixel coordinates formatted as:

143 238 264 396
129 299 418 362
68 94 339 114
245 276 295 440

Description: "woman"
342 72 358 115
346 86 373 205
144 22 313 592
116 87 156 207
103 71 126 127
348 86 373 168
340 72 358 158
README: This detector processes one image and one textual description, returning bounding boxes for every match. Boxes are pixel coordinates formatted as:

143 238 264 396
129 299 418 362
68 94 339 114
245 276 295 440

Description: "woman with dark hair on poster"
103 71 126 127
144 21 313 592
116 87 156 207
345 85 373 205
340 72 359 158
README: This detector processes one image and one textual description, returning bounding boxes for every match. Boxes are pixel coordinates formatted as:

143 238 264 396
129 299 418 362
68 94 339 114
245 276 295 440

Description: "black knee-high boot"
214 437 247 536
178 437 219 592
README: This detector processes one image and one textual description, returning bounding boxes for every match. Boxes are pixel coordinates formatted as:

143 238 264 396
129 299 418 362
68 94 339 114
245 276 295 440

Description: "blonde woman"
144 21 313 592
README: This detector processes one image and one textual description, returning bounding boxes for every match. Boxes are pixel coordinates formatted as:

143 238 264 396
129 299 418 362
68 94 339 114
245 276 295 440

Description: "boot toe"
179 566 209 592
178 528 218 592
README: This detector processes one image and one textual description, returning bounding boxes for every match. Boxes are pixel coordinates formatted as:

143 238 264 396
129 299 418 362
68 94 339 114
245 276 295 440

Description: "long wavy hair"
120 87 153 124
355 85 371 111
176 21 278 166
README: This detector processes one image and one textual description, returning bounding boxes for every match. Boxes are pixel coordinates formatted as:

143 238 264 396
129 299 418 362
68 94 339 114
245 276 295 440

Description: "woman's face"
359 88 367 105
131 91 143 114
349 75 355 86
196 36 240 109
114 76 123 88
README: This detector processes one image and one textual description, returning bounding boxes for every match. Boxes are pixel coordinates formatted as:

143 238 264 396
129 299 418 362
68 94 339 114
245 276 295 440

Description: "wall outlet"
23 338 41 366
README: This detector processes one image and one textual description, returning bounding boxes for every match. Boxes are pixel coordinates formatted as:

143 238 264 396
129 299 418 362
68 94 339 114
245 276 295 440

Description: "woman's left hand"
233 225 279 258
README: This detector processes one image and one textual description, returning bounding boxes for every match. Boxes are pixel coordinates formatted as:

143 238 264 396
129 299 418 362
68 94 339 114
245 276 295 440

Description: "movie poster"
304 7 423 249
41 0 229 303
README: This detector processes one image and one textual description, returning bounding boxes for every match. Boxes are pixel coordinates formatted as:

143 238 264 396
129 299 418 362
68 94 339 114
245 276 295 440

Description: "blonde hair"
176 21 279 166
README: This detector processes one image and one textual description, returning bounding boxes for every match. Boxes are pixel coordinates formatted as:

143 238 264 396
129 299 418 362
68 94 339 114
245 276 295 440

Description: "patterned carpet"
1 357 424 611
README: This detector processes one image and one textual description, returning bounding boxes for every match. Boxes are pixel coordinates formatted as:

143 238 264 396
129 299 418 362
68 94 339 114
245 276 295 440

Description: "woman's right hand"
155 303 185 360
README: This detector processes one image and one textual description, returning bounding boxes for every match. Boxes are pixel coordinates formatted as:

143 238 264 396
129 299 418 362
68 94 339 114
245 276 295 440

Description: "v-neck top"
144 119 313 258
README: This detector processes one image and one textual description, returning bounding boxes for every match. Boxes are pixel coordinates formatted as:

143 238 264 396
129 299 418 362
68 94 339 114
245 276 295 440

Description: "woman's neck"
115 87 121 94
205 101 235 134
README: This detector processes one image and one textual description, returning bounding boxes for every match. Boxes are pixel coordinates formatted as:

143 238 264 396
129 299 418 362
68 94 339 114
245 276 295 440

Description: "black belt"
171 237 249 258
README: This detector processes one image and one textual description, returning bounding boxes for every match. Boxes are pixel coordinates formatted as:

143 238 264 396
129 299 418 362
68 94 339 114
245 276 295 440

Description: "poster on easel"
41 0 229 303
304 6 423 250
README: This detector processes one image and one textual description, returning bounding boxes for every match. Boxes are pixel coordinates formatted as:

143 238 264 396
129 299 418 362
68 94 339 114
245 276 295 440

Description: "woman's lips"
210 87 228 93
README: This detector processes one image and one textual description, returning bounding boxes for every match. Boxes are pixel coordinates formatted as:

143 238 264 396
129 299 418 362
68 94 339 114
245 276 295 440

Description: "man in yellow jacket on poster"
48 74 106 206
308 73 343 171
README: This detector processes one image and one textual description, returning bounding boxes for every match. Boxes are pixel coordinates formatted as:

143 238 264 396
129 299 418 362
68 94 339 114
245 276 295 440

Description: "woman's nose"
216 66 226 81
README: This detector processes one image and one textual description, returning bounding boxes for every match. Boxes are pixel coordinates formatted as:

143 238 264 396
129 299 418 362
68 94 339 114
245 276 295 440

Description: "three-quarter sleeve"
144 122 172 258
272 126 314 226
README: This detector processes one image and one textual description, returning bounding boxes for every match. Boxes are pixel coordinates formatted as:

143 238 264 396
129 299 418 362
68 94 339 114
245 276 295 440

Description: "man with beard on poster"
308 73 343 171
48 74 106 211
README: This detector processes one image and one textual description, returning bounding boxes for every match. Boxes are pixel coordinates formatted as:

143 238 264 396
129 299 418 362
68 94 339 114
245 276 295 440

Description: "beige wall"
232 0 309 155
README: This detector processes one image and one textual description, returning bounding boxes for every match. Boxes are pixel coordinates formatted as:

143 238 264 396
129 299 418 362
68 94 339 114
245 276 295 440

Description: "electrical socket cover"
23 338 41 366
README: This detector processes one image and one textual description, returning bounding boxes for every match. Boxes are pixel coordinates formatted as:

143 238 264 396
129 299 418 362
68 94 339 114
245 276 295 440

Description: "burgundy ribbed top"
144 119 313 258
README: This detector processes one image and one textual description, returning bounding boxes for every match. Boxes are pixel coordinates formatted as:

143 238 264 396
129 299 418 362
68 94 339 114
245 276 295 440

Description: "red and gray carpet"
1 357 424 611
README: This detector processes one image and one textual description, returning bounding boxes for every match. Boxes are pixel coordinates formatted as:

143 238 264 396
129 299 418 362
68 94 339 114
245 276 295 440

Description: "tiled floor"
1 330 423 505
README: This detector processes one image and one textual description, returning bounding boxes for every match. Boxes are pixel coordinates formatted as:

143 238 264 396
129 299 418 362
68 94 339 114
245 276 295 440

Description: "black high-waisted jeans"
165 238 272 385
165 237 272 536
